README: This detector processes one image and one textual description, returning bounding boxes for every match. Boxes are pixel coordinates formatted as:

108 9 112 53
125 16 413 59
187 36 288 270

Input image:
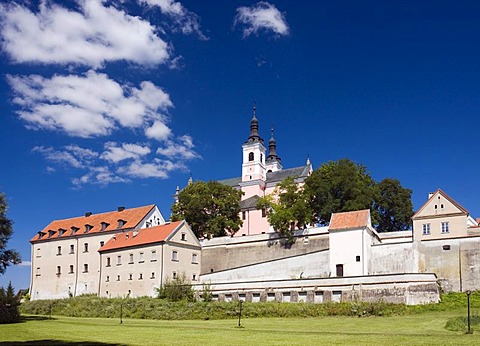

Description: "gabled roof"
412 189 469 219
218 164 311 188
31 205 156 242
329 209 371 231
99 221 183 252
266 165 310 184
239 195 261 210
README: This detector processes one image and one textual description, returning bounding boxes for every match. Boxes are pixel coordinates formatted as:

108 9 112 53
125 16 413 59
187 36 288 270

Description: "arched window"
260 153 263 162
248 152 254 161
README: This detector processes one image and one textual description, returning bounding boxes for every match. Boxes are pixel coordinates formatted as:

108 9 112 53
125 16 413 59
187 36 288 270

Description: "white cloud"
32 146 83 168
234 2 289 38
145 120 171 141
140 0 207 39
156 134 199 159
117 158 184 179
0 0 170 68
18 261 31 267
8 71 172 138
100 142 151 163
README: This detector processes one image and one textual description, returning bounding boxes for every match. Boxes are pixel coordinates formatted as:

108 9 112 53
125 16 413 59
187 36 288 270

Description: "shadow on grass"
0 341 126 346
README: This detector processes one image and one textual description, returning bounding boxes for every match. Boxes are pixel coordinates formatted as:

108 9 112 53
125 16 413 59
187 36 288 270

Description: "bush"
0 281 20 323
155 273 195 302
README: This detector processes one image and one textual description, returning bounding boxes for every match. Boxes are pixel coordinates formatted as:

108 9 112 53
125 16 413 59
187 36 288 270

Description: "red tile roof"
31 205 156 242
99 221 183 252
329 209 370 231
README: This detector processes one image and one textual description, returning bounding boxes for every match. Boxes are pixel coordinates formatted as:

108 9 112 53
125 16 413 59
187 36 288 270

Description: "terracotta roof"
412 189 469 219
31 205 156 242
329 209 370 231
99 221 183 252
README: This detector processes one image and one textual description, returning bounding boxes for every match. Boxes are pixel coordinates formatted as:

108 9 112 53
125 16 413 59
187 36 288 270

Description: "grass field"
1 310 479 346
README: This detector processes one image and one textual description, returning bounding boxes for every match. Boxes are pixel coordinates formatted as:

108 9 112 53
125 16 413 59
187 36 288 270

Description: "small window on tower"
248 152 254 161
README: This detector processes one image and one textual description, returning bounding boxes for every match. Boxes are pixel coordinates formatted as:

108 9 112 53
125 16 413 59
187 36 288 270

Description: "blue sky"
1 0 480 290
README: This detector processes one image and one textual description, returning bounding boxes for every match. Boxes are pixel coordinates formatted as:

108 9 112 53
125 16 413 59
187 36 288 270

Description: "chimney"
118 206 125 212
85 212 92 217
428 192 434 199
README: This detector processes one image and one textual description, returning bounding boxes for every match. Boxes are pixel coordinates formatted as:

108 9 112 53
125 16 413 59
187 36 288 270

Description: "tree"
0 193 21 275
171 181 243 238
304 159 376 225
257 177 314 244
374 178 413 232
0 281 20 323
155 272 195 302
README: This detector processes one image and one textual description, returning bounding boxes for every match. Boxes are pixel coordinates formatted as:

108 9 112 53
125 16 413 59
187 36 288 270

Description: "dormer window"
38 231 45 239
59 228 66 236
117 219 126 229
71 226 79 235
248 152 254 161
85 224 93 233
48 230 56 238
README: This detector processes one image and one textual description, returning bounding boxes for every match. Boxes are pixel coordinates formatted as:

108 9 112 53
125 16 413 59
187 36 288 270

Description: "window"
117 255 122 265
172 251 178 261
117 219 126 229
192 274 197 281
85 224 92 233
356 256 361 262
242 211 246 220
56 266 61 275
36 267 41 276
151 272 155 279
71 226 79 235
151 250 157 262
139 252 144 263
100 241 104 247
181 233 186 241
129 274 133 280
443 245 451 251
248 152 254 161
101 222 109 231
59 228 66 236
84 243 89 252
441 222 450 234
129 253 134 264
57 246 62 255
36 248 41 257
261 209 266 218
139 273 143 280
83 264 89 273
260 153 263 163
172 271 177 279
70 244 74 254
106 257 111 267
117 275 120 281
336 264 344 277
106 276 110 282
192 253 198 264
69 265 74 274
422 223 431 235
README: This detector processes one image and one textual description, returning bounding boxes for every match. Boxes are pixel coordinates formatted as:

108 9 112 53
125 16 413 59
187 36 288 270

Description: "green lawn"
1 311 479 346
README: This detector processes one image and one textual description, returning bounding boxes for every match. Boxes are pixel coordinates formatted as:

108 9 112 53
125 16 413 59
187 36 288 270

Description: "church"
29 107 480 304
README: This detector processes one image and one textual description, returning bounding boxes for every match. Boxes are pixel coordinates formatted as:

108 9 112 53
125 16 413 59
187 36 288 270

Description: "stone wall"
201 229 329 274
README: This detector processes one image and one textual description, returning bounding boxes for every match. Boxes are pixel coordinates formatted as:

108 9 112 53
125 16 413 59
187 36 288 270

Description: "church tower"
265 128 283 173
241 105 266 182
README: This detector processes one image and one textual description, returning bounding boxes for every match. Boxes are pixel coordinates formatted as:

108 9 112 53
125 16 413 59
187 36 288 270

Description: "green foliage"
171 181 243 238
304 159 376 225
0 281 20 323
374 178 413 232
156 273 195 302
257 177 313 243
0 193 21 275
201 282 213 302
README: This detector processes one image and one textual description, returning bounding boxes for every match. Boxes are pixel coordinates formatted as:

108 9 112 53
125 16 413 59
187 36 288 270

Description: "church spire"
246 103 264 144
266 127 281 163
